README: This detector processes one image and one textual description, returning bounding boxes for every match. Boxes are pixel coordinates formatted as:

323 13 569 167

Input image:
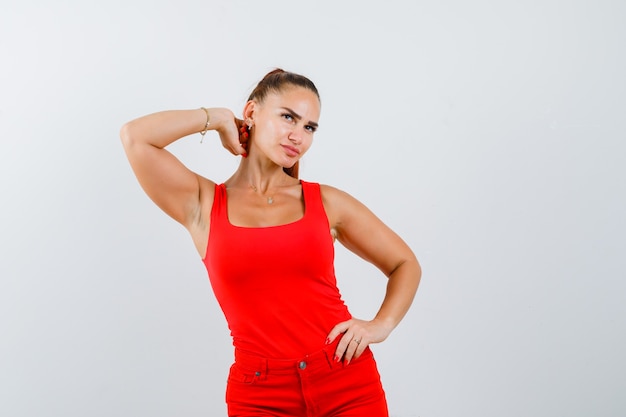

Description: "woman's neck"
227 160 296 195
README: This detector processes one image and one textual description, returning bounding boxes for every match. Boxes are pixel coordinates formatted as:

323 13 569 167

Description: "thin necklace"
249 183 274 204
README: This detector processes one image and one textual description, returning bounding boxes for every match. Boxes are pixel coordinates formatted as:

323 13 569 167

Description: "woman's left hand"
326 318 393 365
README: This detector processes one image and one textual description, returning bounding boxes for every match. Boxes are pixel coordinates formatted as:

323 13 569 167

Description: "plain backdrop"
1 1 625 416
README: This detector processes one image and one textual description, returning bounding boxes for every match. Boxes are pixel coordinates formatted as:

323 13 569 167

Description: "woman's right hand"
211 107 248 156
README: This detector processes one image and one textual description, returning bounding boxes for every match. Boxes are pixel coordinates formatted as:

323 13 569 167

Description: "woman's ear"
243 100 256 120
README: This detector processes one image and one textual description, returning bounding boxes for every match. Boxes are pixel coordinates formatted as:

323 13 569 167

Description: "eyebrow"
281 107 319 129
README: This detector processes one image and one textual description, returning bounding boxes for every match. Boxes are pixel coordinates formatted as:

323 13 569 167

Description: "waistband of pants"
233 339 373 376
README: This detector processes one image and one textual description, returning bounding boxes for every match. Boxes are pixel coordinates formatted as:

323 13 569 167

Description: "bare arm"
323 185 421 363
120 108 244 227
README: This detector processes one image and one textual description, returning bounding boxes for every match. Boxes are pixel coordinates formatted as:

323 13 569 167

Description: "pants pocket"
227 363 263 385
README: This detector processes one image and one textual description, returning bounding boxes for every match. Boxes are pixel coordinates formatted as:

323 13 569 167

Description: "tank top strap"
210 183 228 226
301 181 329 227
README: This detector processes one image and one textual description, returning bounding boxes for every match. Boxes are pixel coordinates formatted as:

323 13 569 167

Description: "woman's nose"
288 129 302 144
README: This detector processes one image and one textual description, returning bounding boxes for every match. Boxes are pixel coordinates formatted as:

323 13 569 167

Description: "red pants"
226 342 389 417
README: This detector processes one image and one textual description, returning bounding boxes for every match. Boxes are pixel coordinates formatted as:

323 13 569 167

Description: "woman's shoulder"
317 182 352 200
315 182 361 213
315 183 374 232
300 181 364 213
199 175 219 195
198 175 219 217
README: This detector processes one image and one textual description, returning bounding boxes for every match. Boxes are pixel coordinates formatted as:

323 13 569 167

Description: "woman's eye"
305 125 317 133
282 113 294 121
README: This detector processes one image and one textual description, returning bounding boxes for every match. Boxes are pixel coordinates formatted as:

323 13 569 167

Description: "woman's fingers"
238 122 249 156
327 319 368 365
327 317 392 365
343 335 365 364
326 320 350 345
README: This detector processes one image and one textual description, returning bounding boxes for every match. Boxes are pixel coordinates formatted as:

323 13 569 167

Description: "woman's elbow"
119 122 136 149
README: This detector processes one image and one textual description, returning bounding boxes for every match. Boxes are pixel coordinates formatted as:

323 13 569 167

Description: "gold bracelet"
200 107 210 143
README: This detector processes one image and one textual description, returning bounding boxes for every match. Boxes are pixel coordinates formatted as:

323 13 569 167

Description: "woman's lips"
281 144 300 157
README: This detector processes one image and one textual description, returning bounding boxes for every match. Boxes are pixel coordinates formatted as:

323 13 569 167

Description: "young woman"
121 69 421 416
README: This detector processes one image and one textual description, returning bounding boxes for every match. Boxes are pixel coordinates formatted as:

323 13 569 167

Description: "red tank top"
203 180 351 359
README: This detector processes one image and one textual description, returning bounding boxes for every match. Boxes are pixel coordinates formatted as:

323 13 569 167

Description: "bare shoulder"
319 183 371 229
182 173 217 233
319 183 355 206
197 175 218 225
184 174 218 258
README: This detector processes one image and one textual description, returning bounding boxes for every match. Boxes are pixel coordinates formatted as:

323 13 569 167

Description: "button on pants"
226 342 389 417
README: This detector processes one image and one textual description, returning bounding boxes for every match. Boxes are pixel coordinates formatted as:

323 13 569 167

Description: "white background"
1 1 625 416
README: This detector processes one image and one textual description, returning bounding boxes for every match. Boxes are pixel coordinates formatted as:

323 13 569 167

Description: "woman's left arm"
322 185 421 364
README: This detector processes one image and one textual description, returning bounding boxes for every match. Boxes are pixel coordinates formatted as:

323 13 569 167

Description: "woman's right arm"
120 108 243 227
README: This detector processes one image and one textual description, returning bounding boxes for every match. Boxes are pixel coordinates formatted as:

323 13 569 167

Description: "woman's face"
249 86 320 168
